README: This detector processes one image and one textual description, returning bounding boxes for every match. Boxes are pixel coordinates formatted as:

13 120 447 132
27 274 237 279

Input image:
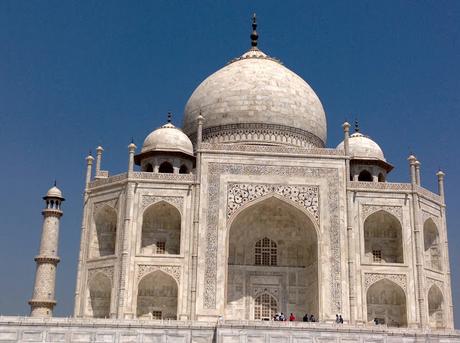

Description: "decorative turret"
337 122 393 182
29 183 64 317
134 113 195 174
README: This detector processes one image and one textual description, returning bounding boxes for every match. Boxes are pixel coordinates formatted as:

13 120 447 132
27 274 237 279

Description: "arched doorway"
90 206 117 258
141 202 181 255
428 285 445 328
226 196 318 321
366 279 407 327
358 170 373 182
424 219 442 271
136 271 178 319
254 292 278 320
364 210 403 264
87 273 111 318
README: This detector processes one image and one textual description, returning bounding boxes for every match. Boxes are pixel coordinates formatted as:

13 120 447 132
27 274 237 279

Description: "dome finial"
167 112 172 123
354 119 360 133
250 13 258 48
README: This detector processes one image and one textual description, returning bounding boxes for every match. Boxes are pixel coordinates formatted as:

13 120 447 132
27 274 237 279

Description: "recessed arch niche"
428 284 445 328
90 206 117 258
366 279 407 327
141 202 181 255
136 271 178 320
424 218 442 271
87 272 111 318
226 196 318 320
364 210 403 264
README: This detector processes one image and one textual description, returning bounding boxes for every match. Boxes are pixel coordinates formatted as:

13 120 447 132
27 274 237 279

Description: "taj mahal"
2 15 459 343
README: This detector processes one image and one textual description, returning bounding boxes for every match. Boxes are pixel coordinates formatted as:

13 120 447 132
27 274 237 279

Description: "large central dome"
182 45 327 148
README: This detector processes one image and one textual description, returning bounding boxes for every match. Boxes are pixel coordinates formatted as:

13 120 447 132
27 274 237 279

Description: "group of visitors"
302 313 317 322
335 314 344 324
273 312 299 321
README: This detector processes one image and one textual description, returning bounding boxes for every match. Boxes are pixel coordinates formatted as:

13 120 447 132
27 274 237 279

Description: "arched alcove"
226 196 318 320
428 285 445 328
90 206 117 258
159 161 174 173
145 163 153 172
136 271 178 319
358 170 373 182
367 279 407 327
424 219 442 271
141 202 181 255
364 210 403 264
179 164 189 174
87 273 111 318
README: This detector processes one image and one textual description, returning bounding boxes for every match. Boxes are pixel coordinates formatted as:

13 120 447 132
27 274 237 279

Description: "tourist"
339 315 343 324
309 314 315 322
303 313 309 322
335 314 340 323
280 313 286 321
289 313 296 321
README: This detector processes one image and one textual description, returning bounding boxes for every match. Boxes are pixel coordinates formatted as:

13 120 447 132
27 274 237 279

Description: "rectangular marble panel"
292 337 313 343
96 333 115 343
221 335 240 343
247 335 265 343
71 332 93 342
191 335 213 343
120 334 138 343
166 335 187 343
142 334 164 343
21 331 43 342
46 332 66 342
268 336 288 343
0 331 17 341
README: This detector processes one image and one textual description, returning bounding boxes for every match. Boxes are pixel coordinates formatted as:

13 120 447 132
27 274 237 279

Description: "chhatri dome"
140 114 194 156
336 128 386 161
182 15 327 148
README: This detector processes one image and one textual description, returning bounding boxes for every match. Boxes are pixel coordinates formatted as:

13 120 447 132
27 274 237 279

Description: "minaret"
29 184 64 317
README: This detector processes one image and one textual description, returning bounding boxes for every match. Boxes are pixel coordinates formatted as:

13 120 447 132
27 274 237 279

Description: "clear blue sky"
0 1 459 326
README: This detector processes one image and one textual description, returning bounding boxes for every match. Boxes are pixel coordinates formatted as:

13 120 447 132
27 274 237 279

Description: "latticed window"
373 250 382 263
255 238 277 266
151 311 162 319
254 293 277 320
156 241 166 254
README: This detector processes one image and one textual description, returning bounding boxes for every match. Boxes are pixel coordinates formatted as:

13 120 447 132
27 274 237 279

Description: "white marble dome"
45 186 63 198
337 132 386 161
182 48 327 147
142 122 194 156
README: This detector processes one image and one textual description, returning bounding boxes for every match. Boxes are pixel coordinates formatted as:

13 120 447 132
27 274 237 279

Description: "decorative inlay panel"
141 195 183 213
204 163 341 312
87 266 114 282
364 273 407 292
227 183 319 224
137 265 181 284
93 199 118 214
361 205 403 222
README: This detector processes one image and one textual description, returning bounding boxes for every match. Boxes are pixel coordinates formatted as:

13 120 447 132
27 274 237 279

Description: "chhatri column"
414 160 421 185
29 184 65 317
95 146 104 179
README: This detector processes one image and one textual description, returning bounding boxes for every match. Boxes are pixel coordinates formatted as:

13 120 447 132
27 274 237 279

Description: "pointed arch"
366 278 407 327
364 210 403 264
428 284 445 328
87 272 112 318
91 205 117 258
226 196 318 320
358 170 373 182
141 201 181 255
159 161 174 173
179 164 189 174
424 218 442 271
136 270 178 319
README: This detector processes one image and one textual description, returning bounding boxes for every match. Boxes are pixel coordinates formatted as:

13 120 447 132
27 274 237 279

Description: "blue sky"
0 1 459 326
